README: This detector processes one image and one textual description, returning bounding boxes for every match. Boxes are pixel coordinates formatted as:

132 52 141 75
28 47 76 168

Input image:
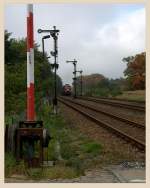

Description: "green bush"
5 153 16 177
81 141 102 156
60 139 78 160
5 153 26 177
97 88 109 97
66 157 84 175
110 87 122 97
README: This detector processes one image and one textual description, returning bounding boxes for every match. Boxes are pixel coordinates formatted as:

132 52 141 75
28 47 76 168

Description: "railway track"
77 96 145 112
60 97 144 129
90 96 145 104
58 97 145 151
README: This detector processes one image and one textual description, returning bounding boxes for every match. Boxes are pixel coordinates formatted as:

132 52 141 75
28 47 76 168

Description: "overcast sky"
5 3 145 85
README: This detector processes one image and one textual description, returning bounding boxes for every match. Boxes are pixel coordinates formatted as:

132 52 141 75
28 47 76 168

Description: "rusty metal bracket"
16 121 44 167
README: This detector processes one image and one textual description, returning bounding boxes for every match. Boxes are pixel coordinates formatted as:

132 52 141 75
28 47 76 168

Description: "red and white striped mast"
27 4 35 121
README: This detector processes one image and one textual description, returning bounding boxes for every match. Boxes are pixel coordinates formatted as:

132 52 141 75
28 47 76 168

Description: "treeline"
76 74 125 97
76 52 145 97
5 31 62 117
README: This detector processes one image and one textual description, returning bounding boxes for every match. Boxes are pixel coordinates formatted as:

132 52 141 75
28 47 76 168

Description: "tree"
5 31 63 116
122 52 145 90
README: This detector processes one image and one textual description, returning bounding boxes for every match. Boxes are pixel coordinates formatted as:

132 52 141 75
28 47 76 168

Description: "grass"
81 141 102 156
5 102 104 180
5 153 27 177
26 166 78 180
115 90 145 102
43 166 78 179
5 152 79 180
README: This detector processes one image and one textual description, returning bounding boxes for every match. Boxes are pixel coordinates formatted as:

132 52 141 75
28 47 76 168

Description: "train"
62 84 72 96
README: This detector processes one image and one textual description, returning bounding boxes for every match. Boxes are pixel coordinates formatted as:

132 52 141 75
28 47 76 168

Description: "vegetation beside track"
4 31 103 180
5 103 103 180
114 90 145 102
76 52 145 98
5 30 63 117
4 31 145 181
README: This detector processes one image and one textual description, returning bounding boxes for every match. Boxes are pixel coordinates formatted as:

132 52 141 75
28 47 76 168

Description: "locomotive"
62 84 72 96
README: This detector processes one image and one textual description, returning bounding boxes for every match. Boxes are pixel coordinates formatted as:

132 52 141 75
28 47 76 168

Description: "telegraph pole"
66 59 77 98
38 26 60 114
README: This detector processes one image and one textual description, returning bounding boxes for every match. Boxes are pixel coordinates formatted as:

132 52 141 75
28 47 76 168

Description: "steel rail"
90 96 145 104
58 98 145 151
78 96 145 112
59 96 145 129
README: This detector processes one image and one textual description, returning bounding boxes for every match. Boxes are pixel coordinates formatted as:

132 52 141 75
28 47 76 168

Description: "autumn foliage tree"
122 52 145 90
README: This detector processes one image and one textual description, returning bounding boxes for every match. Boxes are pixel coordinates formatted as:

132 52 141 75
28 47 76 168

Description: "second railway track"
58 96 145 151
78 96 145 112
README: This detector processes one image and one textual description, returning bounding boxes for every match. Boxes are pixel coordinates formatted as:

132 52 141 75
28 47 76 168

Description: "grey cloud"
5 4 145 85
